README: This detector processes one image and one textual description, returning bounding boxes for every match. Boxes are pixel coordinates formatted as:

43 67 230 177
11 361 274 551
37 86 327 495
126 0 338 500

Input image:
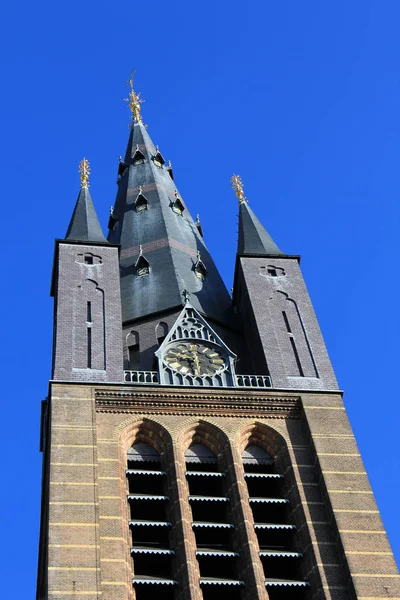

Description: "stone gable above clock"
155 303 236 387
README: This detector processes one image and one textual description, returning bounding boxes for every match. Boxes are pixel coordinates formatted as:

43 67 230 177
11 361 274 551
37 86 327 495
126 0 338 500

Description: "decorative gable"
155 302 236 387
132 145 145 166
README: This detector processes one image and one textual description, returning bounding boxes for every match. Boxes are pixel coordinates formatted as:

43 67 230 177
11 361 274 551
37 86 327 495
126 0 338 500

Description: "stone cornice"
95 386 301 419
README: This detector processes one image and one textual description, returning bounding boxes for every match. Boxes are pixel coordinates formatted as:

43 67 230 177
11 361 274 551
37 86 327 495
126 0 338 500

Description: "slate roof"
65 186 108 243
108 122 233 325
237 201 284 256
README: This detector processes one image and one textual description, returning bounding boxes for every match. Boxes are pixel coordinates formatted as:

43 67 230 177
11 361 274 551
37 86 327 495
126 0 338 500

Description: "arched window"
135 187 149 212
73 280 105 370
270 292 318 378
156 322 168 346
127 440 177 595
135 251 150 277
241 442 308 592
185 442 243 597
127 331 140 370
152 146 165 168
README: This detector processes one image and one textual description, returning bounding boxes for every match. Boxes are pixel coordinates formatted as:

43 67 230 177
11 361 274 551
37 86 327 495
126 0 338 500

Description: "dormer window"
166 160 174 180
153 145 165 168
132 145 145 166
195 214 204 237
135 247 150 277
118 157 127 176
108 206 118 231
193 251 207 281
171 192 184 215
135 187 148 212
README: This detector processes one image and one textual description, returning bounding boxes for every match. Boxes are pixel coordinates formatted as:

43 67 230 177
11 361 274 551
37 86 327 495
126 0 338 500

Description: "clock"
163 342 226 376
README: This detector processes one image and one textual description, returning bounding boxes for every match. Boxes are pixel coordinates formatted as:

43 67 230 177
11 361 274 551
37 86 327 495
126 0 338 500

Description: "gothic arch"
73 278 105 370
156 321 168 346
178 419 230 458
269 290 318 378
118 417 173 458
238 421 287 458
125 330 140 370
237 421 326 592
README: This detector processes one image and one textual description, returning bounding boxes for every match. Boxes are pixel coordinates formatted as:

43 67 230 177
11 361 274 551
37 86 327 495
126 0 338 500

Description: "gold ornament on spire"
79 158 90 188
124 70 144 125
231 174 247 204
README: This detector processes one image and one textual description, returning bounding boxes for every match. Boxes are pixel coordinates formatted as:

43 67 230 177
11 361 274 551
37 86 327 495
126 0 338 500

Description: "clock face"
164 343 226 376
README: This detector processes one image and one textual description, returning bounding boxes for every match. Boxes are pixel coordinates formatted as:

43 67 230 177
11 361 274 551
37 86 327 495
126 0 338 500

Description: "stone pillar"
224 444 269 600
167 441 202 600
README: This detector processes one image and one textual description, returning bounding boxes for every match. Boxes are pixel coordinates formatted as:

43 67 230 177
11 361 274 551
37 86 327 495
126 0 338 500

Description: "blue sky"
1 1 399 596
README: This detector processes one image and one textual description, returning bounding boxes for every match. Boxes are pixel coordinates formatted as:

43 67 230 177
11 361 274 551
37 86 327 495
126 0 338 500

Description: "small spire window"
152 145 165 168
76 252 102 266
135 186 148 212
118 156 128 176
195 214 204 237
171 192 184 216
166 160 174 180
135 246 150 277
132 144 145 166
108 206 118 231
193 251 207 281
261 265 286 278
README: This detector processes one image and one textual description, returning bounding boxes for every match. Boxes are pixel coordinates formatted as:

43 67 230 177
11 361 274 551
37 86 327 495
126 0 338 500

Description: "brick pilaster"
225 444 269 600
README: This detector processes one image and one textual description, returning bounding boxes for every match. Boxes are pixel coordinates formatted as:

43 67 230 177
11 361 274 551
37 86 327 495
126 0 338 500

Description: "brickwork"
41 385 101 599
302 394 400 598
52 242 124 383
39 382 399 600
40 157 399 600
235 256 338 390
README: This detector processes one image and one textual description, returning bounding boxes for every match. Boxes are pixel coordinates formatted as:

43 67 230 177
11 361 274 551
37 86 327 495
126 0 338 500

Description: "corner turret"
51 160 123 383
65 158 108 244
232 175 337 390
232 174 284 257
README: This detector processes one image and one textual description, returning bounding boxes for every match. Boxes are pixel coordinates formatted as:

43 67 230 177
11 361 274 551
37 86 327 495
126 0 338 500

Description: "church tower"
37 75 399 600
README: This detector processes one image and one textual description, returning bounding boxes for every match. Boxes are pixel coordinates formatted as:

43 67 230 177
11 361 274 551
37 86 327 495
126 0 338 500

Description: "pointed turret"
65 158 108 243
232 175 284 257
108 74 232 325
51 158 123 383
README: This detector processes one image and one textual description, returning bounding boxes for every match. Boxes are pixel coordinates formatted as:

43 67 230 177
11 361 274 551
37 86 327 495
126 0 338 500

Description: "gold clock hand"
191 349 201 376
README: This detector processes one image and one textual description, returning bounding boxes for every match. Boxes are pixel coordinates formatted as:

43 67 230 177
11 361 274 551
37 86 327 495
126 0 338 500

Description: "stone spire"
232 174 284 256
65 158 108 243
108 77 232 325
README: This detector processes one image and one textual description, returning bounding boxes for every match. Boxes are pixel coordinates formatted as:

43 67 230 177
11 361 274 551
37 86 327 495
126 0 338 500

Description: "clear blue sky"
1 1 399 596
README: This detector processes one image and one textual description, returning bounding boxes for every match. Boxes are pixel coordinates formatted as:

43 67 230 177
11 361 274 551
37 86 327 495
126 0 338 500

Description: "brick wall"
39 384 398 600
53 243 124 383
235 256 338 390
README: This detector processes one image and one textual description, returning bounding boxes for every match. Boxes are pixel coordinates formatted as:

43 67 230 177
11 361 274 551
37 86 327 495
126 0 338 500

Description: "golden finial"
124 70 144 125
79 158 90 188
231 174 247 204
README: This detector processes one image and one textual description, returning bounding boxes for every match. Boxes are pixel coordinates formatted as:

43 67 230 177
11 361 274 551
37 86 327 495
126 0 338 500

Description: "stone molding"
95 387 301 418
